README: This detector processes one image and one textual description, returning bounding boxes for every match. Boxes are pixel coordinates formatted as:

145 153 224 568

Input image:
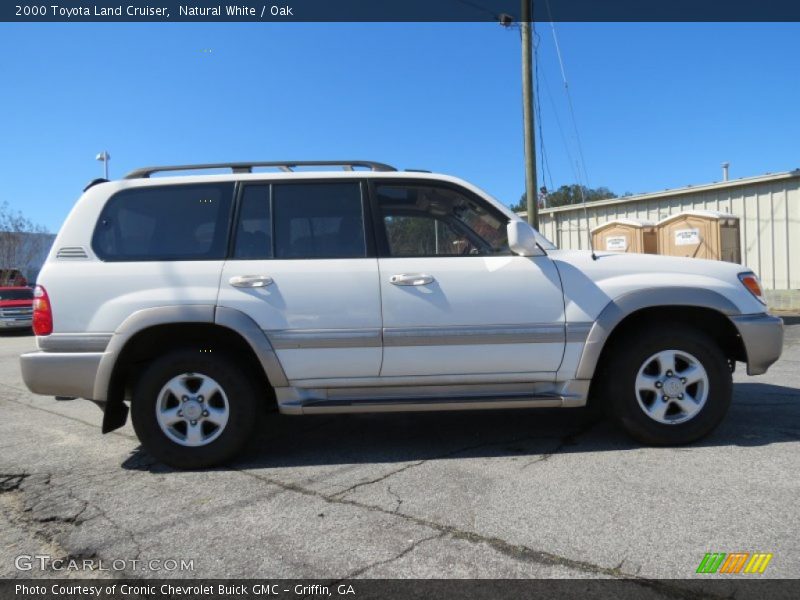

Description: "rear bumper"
730 313 784 375
19 351 103 399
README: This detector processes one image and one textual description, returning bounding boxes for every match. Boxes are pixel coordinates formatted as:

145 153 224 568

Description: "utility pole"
520 0 539 229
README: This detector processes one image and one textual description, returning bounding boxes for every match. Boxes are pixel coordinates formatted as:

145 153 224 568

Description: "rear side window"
92 183 234 261
272 182 366 259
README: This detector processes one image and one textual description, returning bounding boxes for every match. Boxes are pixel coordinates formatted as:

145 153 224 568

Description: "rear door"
217 180 382 382
371 180 565 378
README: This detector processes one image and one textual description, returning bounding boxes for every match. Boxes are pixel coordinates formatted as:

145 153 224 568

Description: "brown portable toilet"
591 218 658 254
657 210 741 262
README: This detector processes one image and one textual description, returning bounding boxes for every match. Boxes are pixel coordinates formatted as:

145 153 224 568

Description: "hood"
0 299 33 308
550 249 747 280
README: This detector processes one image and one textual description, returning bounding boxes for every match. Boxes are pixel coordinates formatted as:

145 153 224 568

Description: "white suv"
20 161 784 468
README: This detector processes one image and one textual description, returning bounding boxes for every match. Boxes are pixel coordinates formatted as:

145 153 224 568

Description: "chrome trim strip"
0 308 33 316
565 322 592 343
267 328 382 350
37 334 112 353
383 323 564 347
265 323 569 350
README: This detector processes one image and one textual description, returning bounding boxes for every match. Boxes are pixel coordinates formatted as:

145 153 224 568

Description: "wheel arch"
97 306 286 433
576 287 746 383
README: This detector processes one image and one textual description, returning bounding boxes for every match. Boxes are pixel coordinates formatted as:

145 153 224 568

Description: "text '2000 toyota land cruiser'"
20 161 784 468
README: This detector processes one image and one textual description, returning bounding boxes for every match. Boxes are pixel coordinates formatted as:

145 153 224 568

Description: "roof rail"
83 177 109 191
124 160 397 179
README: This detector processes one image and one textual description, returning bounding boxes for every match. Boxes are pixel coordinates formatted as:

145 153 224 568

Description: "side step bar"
290 394 566 415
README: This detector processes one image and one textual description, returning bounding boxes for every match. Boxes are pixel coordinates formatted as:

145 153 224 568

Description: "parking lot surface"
1 321 798 583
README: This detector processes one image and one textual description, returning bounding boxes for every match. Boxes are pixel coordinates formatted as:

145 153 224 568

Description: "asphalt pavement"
0 320 798 585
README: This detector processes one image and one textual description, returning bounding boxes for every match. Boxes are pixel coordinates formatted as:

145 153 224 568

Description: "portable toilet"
591 218 658 254
657 210 741 262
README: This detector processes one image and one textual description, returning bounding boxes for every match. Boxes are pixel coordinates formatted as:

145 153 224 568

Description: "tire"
131 349 260 468
601 324 732 445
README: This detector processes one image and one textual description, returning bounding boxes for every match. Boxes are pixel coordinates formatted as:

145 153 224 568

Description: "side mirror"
507 220 540 256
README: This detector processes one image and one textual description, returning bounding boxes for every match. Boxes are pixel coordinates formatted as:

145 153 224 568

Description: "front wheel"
131 349 260 468
602 325 732 445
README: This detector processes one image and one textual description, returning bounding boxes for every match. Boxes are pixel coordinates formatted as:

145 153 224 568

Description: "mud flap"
102 400 129 433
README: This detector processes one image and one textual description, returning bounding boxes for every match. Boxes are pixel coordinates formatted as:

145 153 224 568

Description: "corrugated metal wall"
538 172 800 292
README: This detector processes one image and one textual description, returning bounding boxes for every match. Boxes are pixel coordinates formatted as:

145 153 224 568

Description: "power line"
539 66 582 193
541 2 596 256
548 20 591 193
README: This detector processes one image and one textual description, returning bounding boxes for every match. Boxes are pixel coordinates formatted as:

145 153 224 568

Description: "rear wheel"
131 349 259 468
602 324 732 445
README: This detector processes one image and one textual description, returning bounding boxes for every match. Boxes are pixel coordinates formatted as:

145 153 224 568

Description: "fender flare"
95 305 288 403
574 287 741 380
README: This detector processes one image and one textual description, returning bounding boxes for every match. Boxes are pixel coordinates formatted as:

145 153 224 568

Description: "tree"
0 201 50 278
509 185 616 211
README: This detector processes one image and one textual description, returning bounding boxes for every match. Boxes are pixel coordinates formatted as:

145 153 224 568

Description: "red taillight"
32 285 53 336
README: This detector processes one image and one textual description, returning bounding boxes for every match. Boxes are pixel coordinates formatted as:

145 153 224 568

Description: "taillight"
738 272 766 305
32 285 53 336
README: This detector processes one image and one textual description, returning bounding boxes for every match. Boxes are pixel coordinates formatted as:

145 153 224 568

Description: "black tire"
131 349 260 468
600 324 732 445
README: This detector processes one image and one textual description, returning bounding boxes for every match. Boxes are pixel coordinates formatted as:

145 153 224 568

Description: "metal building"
535 170 800 310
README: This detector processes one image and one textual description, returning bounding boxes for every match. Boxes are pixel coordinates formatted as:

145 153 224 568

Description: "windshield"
0 289 33 301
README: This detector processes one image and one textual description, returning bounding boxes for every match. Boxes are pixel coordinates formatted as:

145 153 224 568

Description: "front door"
371 181 565 378
217 180 382 382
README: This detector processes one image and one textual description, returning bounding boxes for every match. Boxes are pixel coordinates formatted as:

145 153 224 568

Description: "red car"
0 286 33 330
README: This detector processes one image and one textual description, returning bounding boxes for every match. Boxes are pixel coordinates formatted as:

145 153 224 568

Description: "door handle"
229 275 274 288
390 274 434 286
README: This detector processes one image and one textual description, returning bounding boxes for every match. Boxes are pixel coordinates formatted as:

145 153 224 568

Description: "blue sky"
0 22 798 232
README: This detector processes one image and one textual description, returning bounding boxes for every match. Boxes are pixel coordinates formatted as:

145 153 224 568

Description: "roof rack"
124 160 397 179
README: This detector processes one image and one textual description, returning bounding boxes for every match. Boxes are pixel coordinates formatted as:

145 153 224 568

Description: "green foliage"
510 185 616 212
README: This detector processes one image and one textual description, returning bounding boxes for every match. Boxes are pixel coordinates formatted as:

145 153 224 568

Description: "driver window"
375 184 509 258
383 215 476 256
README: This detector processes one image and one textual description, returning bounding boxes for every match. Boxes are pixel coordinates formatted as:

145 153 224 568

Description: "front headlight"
738 272 767 305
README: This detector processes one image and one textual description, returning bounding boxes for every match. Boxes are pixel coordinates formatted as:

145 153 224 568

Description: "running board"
288 394 566 415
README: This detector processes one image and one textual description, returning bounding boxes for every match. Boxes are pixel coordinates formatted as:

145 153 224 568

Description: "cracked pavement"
0 320 798 584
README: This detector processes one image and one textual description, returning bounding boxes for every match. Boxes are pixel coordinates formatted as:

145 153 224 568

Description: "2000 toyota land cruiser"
20 160 784 468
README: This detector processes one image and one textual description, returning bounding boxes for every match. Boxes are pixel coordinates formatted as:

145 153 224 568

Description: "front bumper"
0 317 32 329
730 313 784 375
19 351 103 399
